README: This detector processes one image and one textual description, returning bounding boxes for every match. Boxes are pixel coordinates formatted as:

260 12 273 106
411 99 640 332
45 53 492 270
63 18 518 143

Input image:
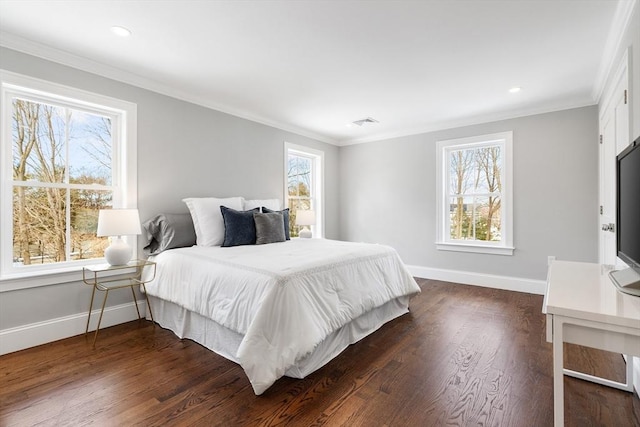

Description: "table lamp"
97 209 141 265
296 210 316 238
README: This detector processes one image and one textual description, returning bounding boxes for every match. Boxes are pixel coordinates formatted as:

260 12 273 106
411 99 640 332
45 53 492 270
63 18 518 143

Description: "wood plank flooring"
1 279 638 426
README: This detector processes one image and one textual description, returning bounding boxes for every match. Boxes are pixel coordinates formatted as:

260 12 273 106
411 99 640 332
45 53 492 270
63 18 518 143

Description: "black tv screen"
617 137 640 270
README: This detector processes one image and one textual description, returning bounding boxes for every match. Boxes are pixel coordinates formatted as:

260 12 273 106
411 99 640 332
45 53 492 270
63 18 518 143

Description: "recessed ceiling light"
110 26 131 37
509 87 522 94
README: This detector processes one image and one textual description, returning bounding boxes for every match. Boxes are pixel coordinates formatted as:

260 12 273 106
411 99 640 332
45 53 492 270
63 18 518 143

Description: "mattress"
144 239 420 394
147 294 410 380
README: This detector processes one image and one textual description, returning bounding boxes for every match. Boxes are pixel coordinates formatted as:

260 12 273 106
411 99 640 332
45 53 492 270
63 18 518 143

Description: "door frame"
598 48 630 265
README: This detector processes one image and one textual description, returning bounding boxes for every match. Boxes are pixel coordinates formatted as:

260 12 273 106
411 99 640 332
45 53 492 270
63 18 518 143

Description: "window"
285 143 323 238
1 71 137 284
436 132 513 255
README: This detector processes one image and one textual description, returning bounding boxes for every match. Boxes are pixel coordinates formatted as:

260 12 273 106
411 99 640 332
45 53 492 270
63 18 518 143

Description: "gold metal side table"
82 259 156 346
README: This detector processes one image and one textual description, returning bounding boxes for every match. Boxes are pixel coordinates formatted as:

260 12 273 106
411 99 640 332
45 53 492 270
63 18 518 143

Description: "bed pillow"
141 213 196 255
262 207 290 240
243 198 280 211
221 206 260 247
254 212 286 245
183 197 244 246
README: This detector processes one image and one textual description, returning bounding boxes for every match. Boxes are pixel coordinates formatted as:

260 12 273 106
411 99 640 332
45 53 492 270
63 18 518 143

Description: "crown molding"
1 10 619 150
407 265 546 295
336 99 597 146
592 0 637 103
0 32 337 146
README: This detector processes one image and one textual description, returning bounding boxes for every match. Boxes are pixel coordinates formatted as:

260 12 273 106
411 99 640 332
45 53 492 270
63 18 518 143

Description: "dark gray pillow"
220 206 260 247
142 213 196 255
254 212 286 245
262 207 290 240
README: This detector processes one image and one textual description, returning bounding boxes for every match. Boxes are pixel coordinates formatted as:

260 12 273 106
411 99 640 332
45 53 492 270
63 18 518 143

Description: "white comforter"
145 239 420 394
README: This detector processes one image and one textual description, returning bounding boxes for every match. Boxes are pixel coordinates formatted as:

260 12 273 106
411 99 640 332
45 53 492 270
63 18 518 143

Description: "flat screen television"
609 135 640 296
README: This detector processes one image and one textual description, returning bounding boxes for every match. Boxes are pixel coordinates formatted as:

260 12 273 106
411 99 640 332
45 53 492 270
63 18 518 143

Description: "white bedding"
145 239 420 394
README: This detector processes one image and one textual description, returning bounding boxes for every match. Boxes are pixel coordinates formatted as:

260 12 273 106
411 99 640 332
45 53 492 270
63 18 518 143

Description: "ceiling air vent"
352 117 379 127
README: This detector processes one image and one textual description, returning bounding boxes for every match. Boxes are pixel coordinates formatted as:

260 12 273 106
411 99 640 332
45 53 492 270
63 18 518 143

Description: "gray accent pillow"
262 207 290 240
254 212 286 245
142 213 197 255
221 206 260 247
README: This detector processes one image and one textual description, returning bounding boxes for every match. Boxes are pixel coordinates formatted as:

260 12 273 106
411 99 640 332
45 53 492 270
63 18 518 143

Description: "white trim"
634 357 640 396
599 48 630 123
592 0 637 103
0 70 138 287
435 131 514 255
435 242 515 256
284 142 325 238
0 263 134 292
0 299 148 356
0 32 336 145
0 31 611 148
408 264 546 295
336 100 596 146
0 69 135 114
0 267 83 292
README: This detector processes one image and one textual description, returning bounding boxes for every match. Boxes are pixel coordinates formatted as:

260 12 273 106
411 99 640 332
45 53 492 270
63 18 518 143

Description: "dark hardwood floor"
1 279 638 426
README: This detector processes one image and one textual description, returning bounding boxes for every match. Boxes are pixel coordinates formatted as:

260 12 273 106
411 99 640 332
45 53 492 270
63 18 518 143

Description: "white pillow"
243 198 280 211
183 197 244 246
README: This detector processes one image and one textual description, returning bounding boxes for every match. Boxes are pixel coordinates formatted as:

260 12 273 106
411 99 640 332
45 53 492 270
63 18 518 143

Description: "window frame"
0 70 137 290
435 131 514 256
284 142 324 238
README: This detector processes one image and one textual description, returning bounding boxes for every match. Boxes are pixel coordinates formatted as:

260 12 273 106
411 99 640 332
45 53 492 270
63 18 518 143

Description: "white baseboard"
407 265 547 295
634 357 640 397
0 300 147 356
1 275 635 398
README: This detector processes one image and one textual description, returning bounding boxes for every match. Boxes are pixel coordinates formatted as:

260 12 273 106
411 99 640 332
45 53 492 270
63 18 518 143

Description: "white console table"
543 261 640 426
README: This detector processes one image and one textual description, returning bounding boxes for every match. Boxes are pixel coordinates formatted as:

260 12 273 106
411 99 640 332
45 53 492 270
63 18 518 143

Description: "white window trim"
435 131 514 256
284 142 324 238
0 70 137 290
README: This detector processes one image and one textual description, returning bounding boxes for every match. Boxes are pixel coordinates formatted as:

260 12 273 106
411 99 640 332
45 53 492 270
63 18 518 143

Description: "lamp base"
104 237 132 266
299 227 312 239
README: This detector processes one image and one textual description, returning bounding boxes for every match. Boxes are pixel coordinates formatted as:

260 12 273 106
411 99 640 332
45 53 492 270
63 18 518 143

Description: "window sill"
0 268 84 292
0 259 129 292
436 242 515 256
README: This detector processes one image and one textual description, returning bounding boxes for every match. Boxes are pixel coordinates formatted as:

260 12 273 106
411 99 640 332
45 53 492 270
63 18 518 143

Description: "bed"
141 199 421 395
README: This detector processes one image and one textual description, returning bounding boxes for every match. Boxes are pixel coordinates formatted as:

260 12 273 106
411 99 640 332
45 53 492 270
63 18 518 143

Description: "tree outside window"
287 153 313 237
11 98 113 265
436 132 513 255
285 143 323 238
449 145 502 242
1 72 137 283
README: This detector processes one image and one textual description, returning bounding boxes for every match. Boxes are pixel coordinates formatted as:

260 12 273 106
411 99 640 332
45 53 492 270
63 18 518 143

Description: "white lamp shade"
97 209 142 237
296 210 316 226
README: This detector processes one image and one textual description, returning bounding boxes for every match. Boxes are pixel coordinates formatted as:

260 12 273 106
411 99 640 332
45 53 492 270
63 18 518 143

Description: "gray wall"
0 47 340 329
338 106 599 281
2 2 635 335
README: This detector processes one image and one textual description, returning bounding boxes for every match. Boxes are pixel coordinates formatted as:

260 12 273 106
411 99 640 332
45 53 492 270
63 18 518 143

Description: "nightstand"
82 259 156 346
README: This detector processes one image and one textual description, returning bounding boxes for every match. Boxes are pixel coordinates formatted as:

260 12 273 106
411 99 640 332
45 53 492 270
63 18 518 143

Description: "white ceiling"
0 1 633 145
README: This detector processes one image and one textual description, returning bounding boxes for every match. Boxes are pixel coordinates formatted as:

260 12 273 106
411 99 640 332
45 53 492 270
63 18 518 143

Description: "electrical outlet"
548 256 556 266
